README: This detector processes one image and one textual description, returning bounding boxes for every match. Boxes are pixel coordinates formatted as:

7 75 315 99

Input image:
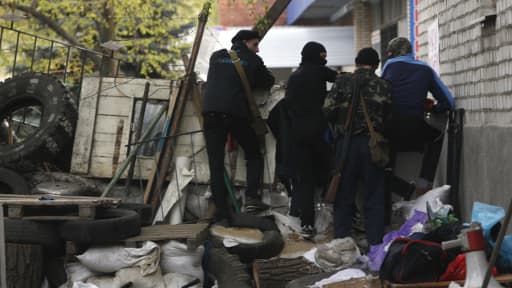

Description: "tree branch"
5 4 101 66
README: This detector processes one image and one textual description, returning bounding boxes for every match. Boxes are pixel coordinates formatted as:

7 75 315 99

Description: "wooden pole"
145 2 211 213
253 0 292 38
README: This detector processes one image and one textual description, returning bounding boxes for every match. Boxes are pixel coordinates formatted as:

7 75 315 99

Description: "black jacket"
285 64 337 118
202 42 275 119
285 63 337 138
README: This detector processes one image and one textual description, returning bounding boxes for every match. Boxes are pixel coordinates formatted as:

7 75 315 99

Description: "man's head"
386 37 412 58
355 47 380 70
301 41 328 65
231 30 261 53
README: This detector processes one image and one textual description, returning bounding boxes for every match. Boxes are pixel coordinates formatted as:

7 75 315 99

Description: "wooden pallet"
0 194 120 221
124 223 209 250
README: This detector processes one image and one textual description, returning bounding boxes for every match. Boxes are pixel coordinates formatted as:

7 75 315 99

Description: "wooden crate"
0 194 120 220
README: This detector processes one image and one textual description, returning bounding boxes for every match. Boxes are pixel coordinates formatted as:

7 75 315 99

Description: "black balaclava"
301 41 327 66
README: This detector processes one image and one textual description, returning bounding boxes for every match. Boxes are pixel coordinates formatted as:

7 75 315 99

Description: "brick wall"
218 0 287 27
353 0 373 51
416 0 512 220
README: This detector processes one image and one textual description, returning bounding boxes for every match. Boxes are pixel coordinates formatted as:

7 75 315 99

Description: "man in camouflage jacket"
324 47 391 249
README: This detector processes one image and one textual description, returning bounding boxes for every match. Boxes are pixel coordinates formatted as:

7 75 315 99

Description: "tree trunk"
6 243 44 288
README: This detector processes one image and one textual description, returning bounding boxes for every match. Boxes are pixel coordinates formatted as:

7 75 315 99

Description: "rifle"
324 77 360 203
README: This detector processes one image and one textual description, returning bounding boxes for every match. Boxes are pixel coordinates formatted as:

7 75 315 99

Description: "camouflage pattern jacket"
323 68 392 137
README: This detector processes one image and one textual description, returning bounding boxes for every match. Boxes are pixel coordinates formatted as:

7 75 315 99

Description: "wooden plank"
124 223 208 249
112 119 126 176
0 194 120 205
6 243 43 288
71 77 101 174
143 81 180 204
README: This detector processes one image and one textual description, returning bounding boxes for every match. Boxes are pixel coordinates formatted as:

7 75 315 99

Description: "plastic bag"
367 210 428 271
315 203 333 234
471 201 505 239
440 254 497 281
77 241 160 275
160 241 204 283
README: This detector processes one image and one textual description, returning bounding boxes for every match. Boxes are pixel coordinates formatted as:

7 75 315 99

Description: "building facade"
414 0 512 220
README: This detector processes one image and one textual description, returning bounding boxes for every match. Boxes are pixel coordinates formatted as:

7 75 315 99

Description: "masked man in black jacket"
202 30 275 222
285 42 337 239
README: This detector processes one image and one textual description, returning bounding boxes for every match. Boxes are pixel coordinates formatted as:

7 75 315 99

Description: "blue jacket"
381 54 455 118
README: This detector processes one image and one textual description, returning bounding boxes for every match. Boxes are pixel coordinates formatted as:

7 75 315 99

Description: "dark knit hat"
386 37 412 58
355 47 380 66
231 30 261 44
301 41 327 65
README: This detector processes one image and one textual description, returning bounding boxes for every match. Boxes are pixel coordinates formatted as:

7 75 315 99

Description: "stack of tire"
0 72 78 172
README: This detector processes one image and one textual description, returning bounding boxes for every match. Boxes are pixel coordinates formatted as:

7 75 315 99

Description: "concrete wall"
416 0 512 221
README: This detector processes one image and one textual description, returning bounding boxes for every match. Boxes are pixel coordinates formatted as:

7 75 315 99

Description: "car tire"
118 203 153 226
0 167 30 194
0 73 77 170
206 248 252 288
58 208 141 244
211 213 285 263
5 218 62 250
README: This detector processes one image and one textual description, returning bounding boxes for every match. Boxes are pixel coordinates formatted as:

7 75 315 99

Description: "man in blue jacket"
382 37 455 194
202 30 275 222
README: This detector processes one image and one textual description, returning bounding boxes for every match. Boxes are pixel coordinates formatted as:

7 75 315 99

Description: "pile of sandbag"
60 241 204 288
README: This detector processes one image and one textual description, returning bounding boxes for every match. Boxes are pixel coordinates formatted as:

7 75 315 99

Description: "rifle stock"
325 172 341 203
323 77 360 204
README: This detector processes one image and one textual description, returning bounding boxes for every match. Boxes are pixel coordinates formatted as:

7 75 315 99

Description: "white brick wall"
418 0 512 126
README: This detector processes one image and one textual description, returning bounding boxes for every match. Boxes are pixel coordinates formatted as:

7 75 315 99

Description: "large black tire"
5 218 62 250
118 203 153 226
58 208 141 244
0 73 77 170
0 167 29 194
211 213 285 263
206 248 252 288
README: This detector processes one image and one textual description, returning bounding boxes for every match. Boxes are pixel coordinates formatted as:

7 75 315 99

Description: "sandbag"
65 262 98 283
163 273 201 288
160 241 204 283
76 241 160 275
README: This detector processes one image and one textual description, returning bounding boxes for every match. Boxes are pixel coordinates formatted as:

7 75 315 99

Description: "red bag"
439 254 498 281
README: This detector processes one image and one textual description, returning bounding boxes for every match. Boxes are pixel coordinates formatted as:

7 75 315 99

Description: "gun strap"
228 50 262 120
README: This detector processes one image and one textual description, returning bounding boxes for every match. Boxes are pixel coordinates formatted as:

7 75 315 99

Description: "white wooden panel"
97 96 133 117
71 77 101 174
99 78 172 100
94 115 128 134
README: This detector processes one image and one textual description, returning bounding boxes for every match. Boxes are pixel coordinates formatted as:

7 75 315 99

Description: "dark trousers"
390 116 444 190
203 112 263 219
292 135 331 227
333 135 385 245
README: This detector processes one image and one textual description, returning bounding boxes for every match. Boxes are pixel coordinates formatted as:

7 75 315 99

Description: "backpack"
379 237 447 283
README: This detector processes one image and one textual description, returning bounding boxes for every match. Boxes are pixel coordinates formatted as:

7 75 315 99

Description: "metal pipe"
12 32 20 77
30 37 37 72
125 81 150 189
101 104 167 198
0 204 6 288
47 41 54 74
64 46 71 83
